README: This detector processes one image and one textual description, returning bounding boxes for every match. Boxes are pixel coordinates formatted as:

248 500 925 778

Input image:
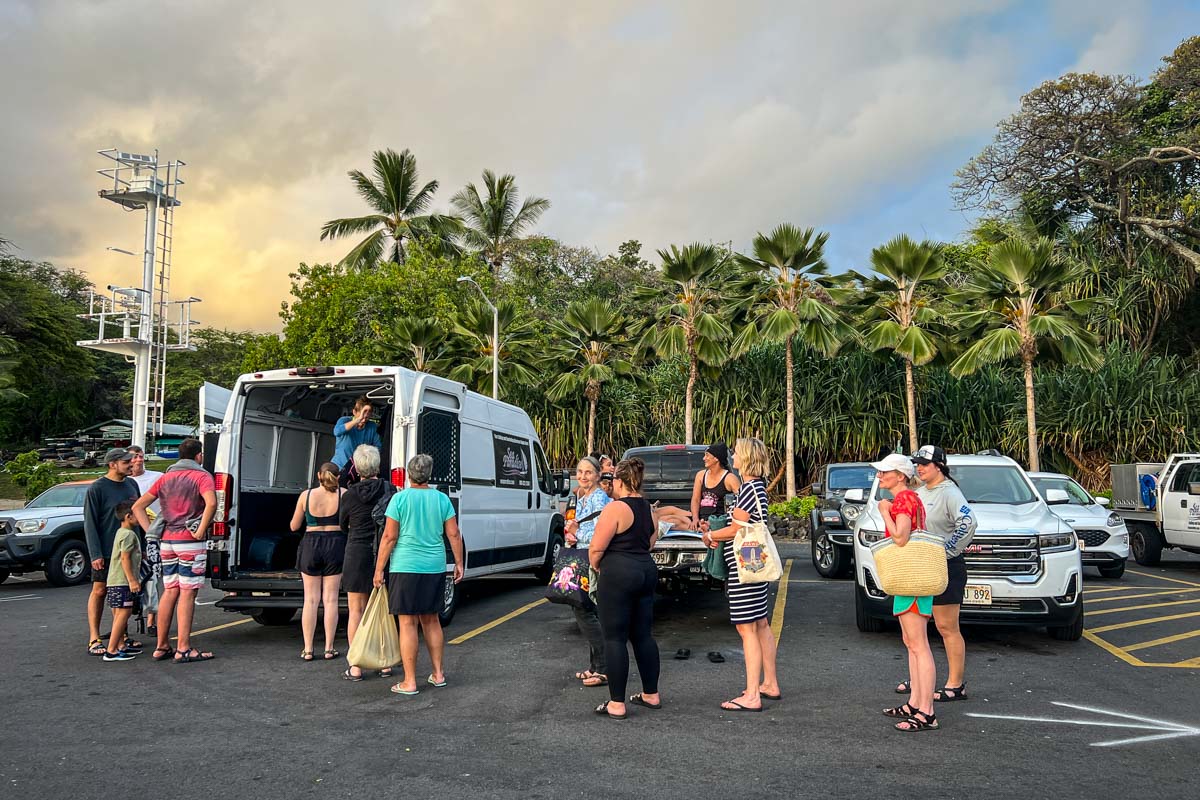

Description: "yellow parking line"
176 618 253 639
1086 588 1200 604
1084 585 1138 593
1088 611 1200 634
1127 570 1200 588
1173 656 1200 667
1082 630 1148 667
449 598 548 645
1086 598 1200 617
770 559 793 644
1124 628 1200 652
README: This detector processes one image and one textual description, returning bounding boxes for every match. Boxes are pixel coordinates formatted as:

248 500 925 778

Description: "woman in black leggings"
589 457 662 720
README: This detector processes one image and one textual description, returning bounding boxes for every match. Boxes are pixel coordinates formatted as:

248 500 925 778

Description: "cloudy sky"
2 0 1197 331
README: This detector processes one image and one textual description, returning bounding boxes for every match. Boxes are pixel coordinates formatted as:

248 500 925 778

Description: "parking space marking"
1089 610 1200 634
1087 598 1200 617
1086 588 1200 604
967 701 1200 747
1127 570 1200 588
179 618 253 639
449 598 548 646
770 559 793 644
1123 628 1200 652
1083 586 1136 594
0 594 41 603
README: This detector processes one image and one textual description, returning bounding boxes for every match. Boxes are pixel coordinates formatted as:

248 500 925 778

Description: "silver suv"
0 481 93 586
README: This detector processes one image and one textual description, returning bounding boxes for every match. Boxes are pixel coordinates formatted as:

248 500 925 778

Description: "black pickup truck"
808 462 875 579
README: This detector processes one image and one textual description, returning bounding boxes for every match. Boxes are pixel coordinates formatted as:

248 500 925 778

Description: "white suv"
1029 471 1129 579
852 454 1084 641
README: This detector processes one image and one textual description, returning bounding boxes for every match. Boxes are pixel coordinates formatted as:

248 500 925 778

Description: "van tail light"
390 468 406 488
211 472 232 538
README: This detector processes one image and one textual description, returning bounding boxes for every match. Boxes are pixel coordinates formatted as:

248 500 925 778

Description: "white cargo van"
205 365 567 626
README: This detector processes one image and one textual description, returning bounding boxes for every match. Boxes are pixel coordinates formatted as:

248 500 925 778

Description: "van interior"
233 377 394 577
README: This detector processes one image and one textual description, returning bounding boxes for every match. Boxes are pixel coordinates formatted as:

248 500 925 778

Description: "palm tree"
854 235 946 454
639 243 732 445
451 170 550 275
546 299 637 454
377 317 450 374
732 225 853 498
448 298 538 397
949 237 1102 471
320 148 462 267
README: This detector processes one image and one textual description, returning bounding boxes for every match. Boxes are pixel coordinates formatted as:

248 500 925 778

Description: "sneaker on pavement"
103 650 137 662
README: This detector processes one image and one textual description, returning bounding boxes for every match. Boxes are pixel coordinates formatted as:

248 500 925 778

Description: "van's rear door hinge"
397 415 414 427
200 422 228 434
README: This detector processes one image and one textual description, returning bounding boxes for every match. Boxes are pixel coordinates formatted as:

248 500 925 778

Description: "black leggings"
596 553 660 703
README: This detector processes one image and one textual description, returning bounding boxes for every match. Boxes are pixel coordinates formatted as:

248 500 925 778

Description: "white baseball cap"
870 453 915 478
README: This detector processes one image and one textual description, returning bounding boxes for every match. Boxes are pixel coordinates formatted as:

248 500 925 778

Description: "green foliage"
3 451 57 500
164 328 259 425
768 495 818 519
451 170 550 273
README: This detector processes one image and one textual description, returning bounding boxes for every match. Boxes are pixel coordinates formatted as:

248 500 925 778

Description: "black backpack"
370 483 397 533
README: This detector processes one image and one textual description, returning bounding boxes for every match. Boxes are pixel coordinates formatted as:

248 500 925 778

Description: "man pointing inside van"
333 396 383 486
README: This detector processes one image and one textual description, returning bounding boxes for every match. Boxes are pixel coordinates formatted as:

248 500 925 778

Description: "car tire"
438 574 458 627
251 608 296 626
1097 560 1126 579
855 584 887 633
46 539 91 587
1129 522 1163 566
534 531 564 584
811 527 850 579
1048 612 1085 641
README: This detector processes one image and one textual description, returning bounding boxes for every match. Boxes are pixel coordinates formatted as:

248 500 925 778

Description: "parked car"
1110 454 1200 565
1029 471 1129 578
208 365 570 627
853 453 1084 641
808 462 874 579
0 481 94 586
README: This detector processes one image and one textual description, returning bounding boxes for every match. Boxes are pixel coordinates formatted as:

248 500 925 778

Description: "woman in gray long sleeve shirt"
910 445 976 703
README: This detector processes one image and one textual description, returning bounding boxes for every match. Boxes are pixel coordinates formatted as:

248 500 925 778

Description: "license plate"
963 584 992 605
652 552 670 565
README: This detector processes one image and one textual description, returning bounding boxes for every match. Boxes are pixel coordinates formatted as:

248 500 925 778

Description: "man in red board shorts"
133 438 217 663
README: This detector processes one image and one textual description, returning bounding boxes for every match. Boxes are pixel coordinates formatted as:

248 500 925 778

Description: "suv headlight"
1106 512 1122 528
842 504 861 524
858 528 885 547
1039 532 1076 552
15 519 48 534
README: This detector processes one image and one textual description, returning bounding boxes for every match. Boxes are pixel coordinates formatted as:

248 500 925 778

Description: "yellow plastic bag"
347 586 400 670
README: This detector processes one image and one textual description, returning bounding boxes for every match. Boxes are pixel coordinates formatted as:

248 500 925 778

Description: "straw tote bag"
869 498 947 596
733 486 783 584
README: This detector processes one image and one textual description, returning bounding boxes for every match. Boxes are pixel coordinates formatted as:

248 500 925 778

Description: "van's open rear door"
199 381 232 472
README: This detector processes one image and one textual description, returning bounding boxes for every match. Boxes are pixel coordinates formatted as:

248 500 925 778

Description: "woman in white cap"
872 453 939 732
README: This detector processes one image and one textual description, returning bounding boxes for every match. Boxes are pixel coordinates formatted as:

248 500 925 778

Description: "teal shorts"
893 595 933 617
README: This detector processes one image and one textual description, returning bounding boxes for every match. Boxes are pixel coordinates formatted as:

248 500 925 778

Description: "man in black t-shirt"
83 448 140 655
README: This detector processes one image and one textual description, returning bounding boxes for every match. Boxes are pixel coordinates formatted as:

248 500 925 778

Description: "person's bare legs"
754 618 780 696
156 586 179 652
174 587 204 655
345 591 367 677
105 607 132 654
898 612 936 716
88 580 106 645
933 604 966 689
722 620 764 710
395 615 420 692
321 574 341 655
300 572 321 656
419 613 445 683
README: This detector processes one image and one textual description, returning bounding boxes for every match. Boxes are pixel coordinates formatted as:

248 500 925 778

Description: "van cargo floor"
234 569 301 580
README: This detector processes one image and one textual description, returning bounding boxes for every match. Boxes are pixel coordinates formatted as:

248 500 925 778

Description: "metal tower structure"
77 148 201 449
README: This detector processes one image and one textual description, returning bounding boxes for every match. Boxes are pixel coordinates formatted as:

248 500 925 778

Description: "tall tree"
854 235 946 454
320 148 462 267
451 170 550 275
546 298 636 454
377 317 450 375
639 243 731 445
732 224 852 497
949 237 1102 471
449 299 538 397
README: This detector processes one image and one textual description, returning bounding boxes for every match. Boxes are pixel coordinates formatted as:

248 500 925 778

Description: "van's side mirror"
1096 496 1111 507
811 482 824 495
555 469 572 496
844 488 865 503
1045 488 1070 505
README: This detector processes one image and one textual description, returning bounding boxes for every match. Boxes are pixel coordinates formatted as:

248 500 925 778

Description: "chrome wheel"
63 548 86 580
814 532 835 571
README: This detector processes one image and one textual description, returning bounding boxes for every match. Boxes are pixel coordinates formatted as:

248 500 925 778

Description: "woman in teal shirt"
373 454 465 696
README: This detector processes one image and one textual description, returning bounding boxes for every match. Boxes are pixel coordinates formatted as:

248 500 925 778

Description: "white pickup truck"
1110 454 1200 565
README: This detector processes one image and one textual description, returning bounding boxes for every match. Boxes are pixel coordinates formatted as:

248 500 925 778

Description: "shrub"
3 451 58 501
768 495 818 519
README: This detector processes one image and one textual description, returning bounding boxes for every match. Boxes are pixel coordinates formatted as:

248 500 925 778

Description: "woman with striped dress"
702 437 780 712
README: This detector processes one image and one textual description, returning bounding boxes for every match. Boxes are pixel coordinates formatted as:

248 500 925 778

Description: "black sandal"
342 668 364 682
895 711 939 732
894 680 910 694
629 693 662 710
324 649 340 660
594 701 627 720
934 685 967 702
883 702 916 718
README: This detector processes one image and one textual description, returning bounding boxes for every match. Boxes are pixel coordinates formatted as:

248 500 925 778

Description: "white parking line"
967 701 1200 747
0 594 41 603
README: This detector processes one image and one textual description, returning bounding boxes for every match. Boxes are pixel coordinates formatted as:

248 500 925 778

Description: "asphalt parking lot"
2 543 1199 800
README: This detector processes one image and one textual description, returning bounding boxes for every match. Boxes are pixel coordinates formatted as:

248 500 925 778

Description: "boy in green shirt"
104 502 143 662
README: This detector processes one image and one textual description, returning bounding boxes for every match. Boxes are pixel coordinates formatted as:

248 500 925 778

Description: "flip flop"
674 648 691 660
707 651 725 663
389 684 419 696
629 693 662 710
720 700 762 712
761 692 782 700
427 675 447 687
582 674 609 687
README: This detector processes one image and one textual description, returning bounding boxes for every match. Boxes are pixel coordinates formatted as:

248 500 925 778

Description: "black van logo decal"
493 432 532 490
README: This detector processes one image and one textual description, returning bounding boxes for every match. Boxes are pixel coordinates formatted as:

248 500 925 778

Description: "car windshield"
1032 477 1093 505
827 466 875 491
27 485 87 509
874 465 1039 505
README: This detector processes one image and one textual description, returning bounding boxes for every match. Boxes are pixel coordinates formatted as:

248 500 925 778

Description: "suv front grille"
1077 529 1110 548
962 534 1041 578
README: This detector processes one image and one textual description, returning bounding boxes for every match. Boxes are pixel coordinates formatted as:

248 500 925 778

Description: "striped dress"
723 478 771 625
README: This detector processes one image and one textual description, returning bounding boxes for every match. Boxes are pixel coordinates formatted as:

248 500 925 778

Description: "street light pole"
457 276 499 399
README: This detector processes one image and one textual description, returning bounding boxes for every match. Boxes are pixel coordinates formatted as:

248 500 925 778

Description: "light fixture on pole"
457 276 499 399
106 246 137 256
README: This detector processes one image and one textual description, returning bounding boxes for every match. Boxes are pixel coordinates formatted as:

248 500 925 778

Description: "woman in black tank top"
588 457 662 720
691 442 741 524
